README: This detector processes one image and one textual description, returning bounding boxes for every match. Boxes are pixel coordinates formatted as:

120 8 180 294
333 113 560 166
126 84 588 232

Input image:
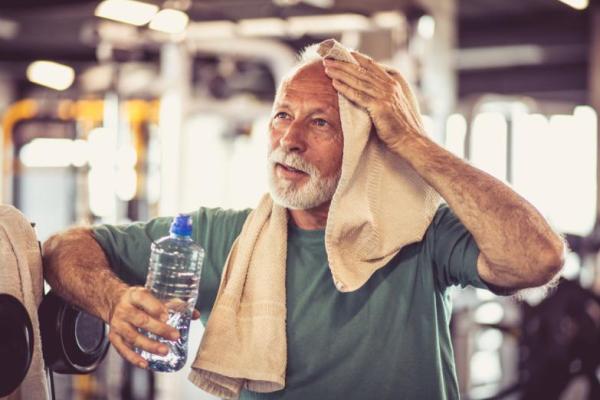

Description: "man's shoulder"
193 207 253 241
91 207 252 239
194 207 252 226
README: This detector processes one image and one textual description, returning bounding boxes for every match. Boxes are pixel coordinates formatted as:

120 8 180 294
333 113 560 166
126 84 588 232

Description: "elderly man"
43 44 564 399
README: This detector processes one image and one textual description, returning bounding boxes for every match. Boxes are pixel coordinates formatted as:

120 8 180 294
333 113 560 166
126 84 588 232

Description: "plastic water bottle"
137 214 205 372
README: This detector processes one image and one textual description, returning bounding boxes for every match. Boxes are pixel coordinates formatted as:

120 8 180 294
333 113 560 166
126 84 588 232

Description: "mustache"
268 148 319 176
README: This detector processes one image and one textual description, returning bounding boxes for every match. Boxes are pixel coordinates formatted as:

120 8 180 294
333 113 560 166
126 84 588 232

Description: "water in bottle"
137 214 205 372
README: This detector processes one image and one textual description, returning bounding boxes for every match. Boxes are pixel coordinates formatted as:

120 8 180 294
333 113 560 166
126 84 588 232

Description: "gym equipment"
0 219 109 399
482 279 600 400
0 294 34 397
38 291 110 375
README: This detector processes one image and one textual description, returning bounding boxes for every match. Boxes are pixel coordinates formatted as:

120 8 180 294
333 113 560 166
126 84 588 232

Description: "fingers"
107 286 181 369
350 50 372 64
331 79 375 108
323 58 380 108
376 61 421 112
324 66 381 98
346 53 423 116
126 288 179 338
128 308 180 340
109 331 148 369
351 51 393 82
112 292 179 340
128 287 168 321
109 313 171 359
117 320 170 355
108 313 173 368
324 58 387 86
350 52 412 99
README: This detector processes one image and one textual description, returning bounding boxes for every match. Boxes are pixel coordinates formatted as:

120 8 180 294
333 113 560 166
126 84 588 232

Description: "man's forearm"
321 54 564 287
43 227 129 323
392 133 565 286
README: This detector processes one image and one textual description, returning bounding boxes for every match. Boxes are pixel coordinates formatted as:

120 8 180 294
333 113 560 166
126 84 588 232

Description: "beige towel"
188 39 441 399
0 205 50 400
318 39 442 292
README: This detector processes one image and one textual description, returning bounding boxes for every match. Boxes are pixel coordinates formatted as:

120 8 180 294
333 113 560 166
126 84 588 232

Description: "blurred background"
0 0 599 399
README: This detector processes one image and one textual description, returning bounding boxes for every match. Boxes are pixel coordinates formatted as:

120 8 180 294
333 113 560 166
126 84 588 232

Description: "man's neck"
288 202 330 230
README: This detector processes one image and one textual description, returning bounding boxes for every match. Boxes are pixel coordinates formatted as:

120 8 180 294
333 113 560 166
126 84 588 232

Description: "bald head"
290 60 336 92
274 60 339 117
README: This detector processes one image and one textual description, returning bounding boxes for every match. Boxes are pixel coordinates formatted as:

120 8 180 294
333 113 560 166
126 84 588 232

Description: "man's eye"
274 112 289 119
314 118 328 127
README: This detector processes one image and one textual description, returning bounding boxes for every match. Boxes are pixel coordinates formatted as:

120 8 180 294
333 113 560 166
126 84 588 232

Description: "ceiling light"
149 9 189 34
417 15 435 39
273 0 334 6
0 17 19 40
95 0 159 26
20 139 75 168
26 60 75 91
272 0 301 5
237 18 287 37
300 0 334 7
288 14 371 36
186 20 236 39
372 11 406 30
557 0 589 10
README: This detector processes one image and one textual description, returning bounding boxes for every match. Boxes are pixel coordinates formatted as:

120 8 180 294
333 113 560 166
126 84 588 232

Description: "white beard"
267 148 341 210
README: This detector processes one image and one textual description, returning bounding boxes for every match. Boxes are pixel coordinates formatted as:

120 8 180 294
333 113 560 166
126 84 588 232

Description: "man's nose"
280 121 306 153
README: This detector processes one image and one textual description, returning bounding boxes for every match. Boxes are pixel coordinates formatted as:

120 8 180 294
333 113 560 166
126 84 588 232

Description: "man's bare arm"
43 227 127 322
392 134 565 289
324 53 565 290
43 227 184 368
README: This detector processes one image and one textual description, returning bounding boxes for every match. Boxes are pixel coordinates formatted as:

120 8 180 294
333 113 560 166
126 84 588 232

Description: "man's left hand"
323 51 423 152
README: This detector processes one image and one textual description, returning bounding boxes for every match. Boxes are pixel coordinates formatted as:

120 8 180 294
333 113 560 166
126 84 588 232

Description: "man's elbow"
530 238 566 287
43 230 68 262
42 227 94 274
44 227 93 250
42 231 60 256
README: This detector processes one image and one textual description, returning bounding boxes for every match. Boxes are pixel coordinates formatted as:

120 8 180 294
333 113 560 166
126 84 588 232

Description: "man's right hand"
43 229 201 369
107 286 180 369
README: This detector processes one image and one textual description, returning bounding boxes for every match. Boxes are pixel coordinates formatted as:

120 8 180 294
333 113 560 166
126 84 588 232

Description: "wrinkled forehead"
275 60 339 109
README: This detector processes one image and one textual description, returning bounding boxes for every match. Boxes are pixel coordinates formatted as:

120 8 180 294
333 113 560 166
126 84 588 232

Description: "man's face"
267 61 344 210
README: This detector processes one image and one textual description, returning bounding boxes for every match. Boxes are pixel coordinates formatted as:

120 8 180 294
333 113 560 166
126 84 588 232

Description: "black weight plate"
0 294 34 397
39 291 109 374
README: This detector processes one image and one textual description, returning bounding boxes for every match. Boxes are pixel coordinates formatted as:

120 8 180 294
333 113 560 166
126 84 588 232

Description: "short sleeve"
428 203 491 291
92 217 171 286
92 207 251 320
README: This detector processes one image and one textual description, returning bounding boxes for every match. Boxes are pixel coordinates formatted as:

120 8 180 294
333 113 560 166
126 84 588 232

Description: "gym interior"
1 0 599 399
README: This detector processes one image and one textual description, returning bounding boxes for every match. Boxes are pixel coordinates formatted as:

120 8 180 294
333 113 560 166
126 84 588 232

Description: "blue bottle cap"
170 214 193 237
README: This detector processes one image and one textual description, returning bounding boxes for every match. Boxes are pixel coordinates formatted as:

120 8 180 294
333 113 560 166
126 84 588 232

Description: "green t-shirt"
93 204 492 400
